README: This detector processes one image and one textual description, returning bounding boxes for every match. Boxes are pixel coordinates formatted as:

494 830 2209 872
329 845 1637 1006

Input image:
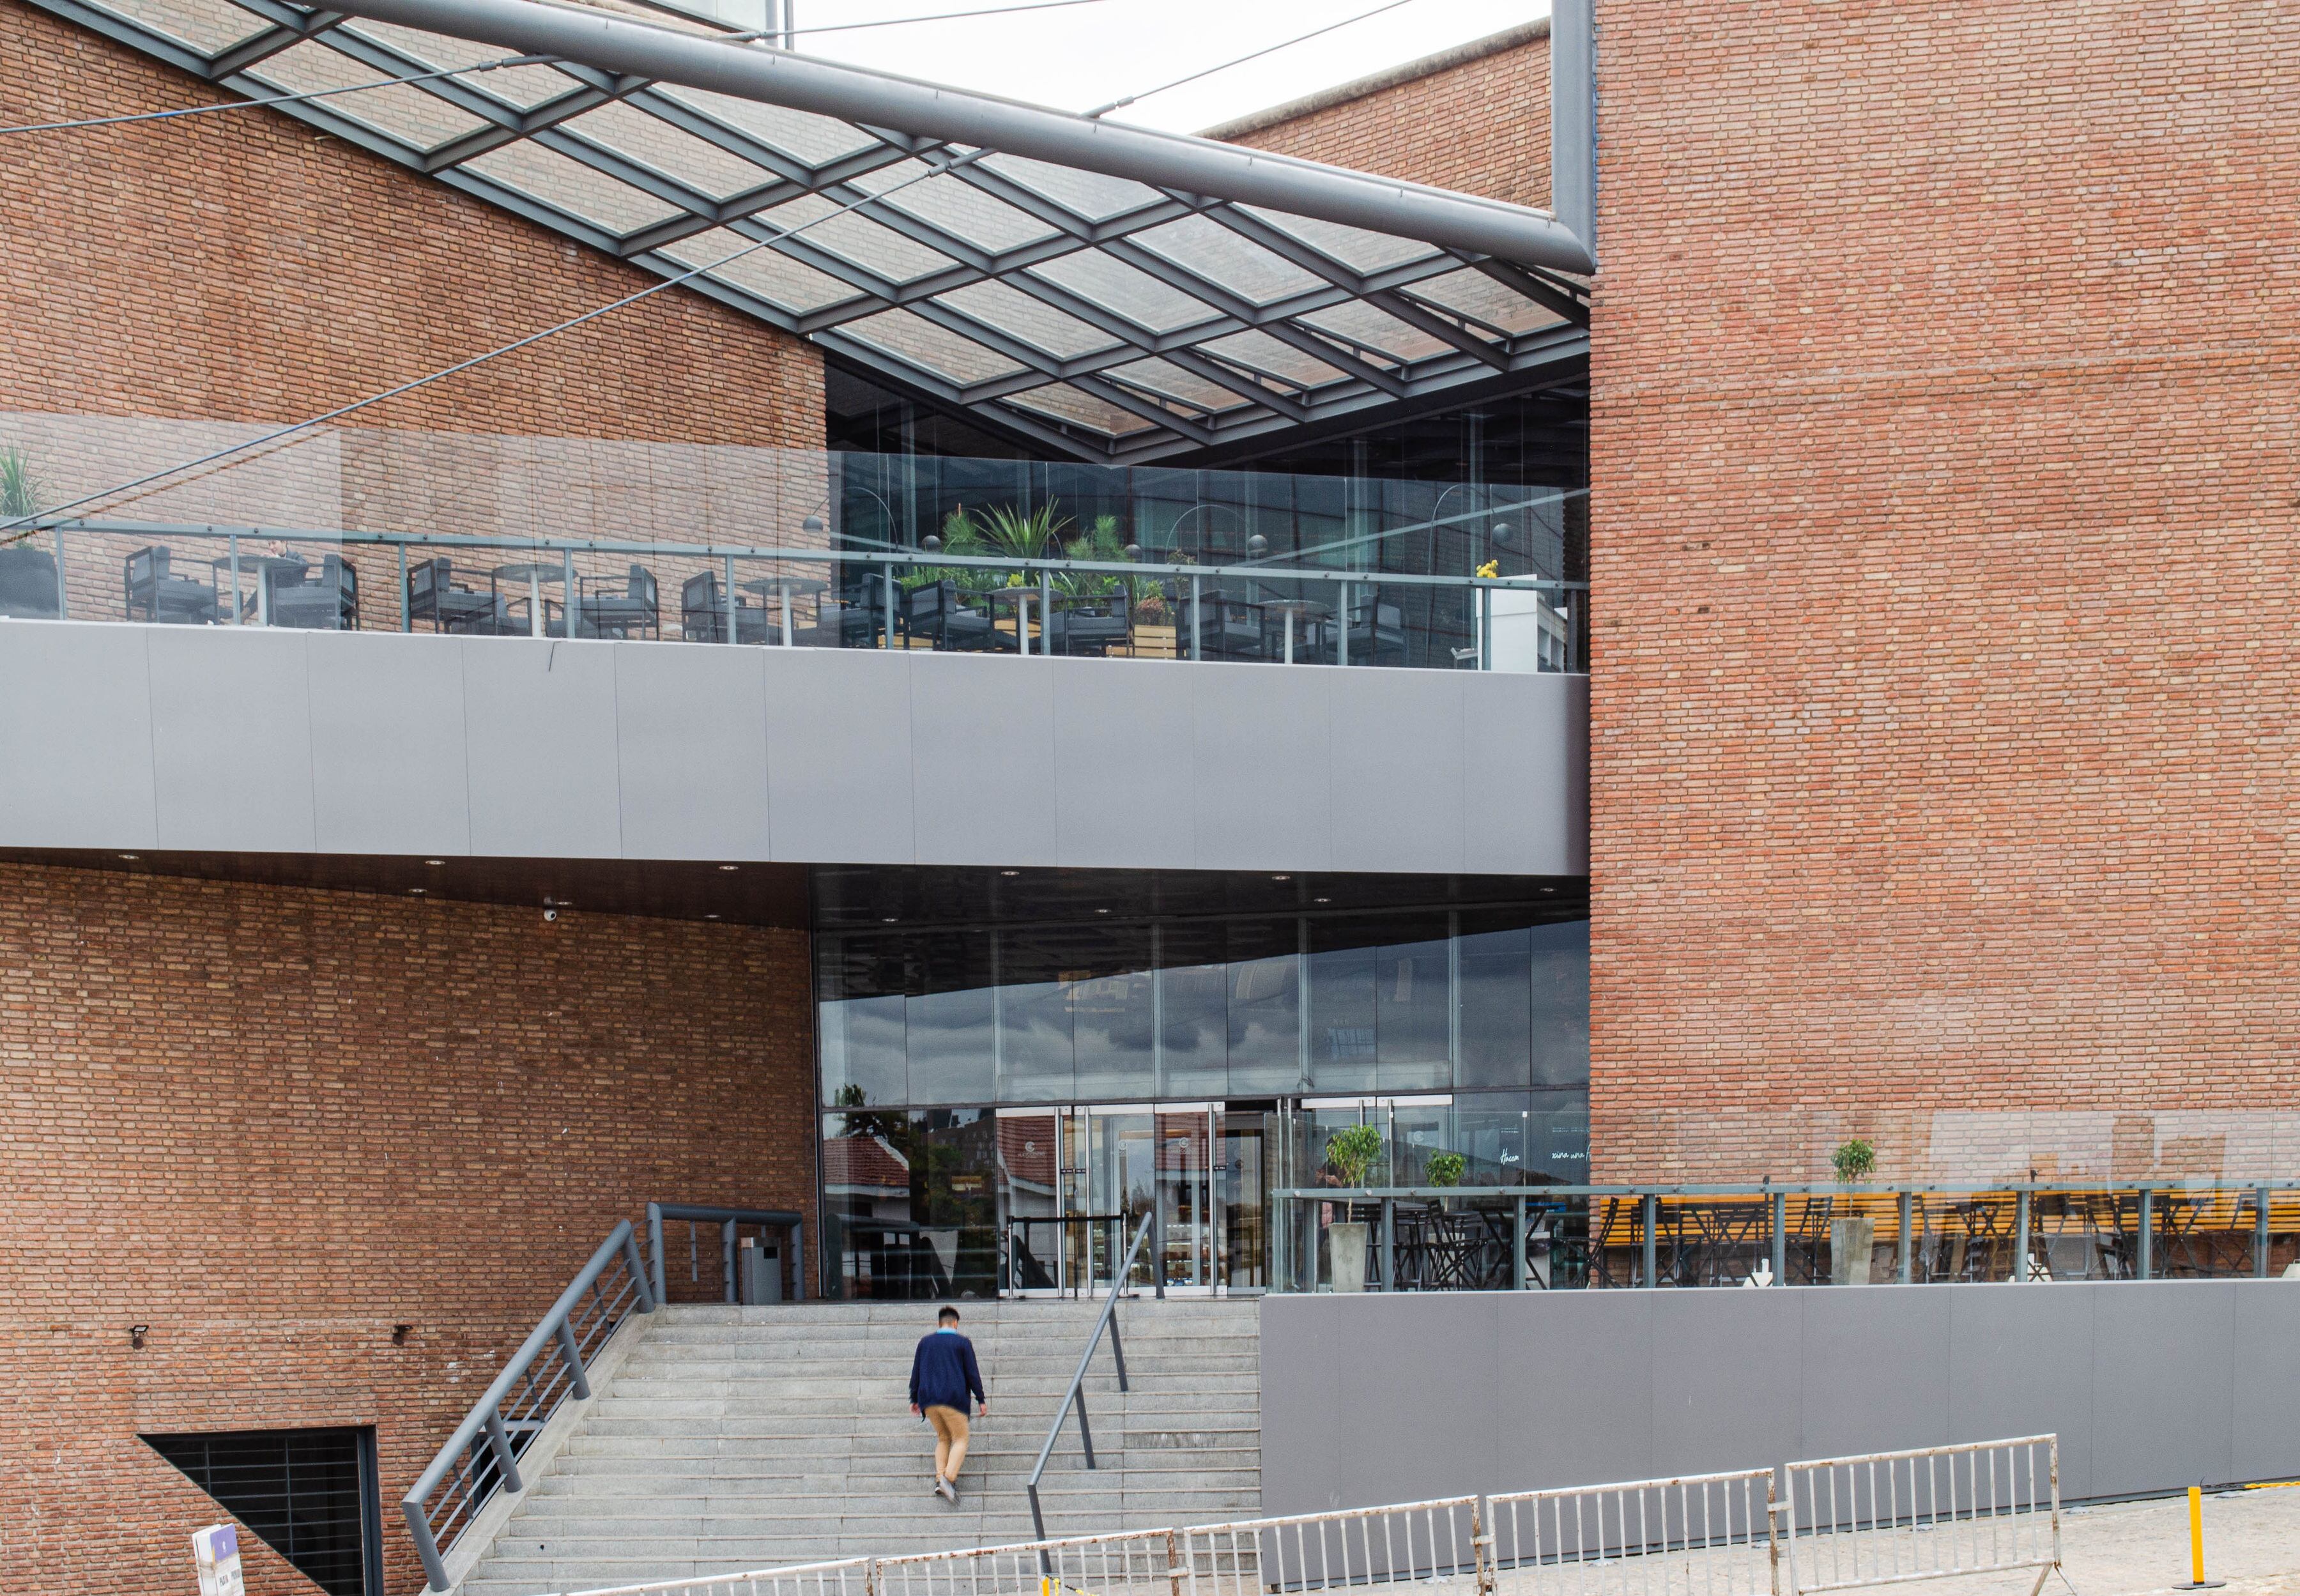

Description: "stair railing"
1025 1211 1156 1552
402 1220 655 1592
647 1201 806 1303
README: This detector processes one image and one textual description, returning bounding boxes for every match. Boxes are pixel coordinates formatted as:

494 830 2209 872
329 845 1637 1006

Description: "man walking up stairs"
909 1306 989 1504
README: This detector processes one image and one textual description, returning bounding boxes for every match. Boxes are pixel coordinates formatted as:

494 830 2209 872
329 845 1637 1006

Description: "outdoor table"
492 560 569 638
210 552 307 625
740 574 829 646
983 585 1044 654
1260 596 1331 664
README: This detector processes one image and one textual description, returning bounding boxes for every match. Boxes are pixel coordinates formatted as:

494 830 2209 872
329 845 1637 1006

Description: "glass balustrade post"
2257 1186 2273 1278
724 555 737 645
1641 1192 1658 1287
563 548 576 640
2138 1187 2154 1280
1337 579 1351 668
2015 1189 2032 1282
1897 1190 1913 1282
397 544 409 633
883 562 895 648
1190 575 1202 661
1039 567 1053 657
53 526 67 619
228 531 241 626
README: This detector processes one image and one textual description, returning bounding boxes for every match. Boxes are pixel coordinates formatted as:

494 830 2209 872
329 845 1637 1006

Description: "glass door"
1080 1103 1218 1294
1216 1106 1269 1291
997 1107 1064 1294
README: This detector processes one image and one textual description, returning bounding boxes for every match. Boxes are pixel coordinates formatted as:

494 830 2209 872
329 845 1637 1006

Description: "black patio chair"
123 545 220 624
1182 589 1264 660
268 554 360 629
899 579 1006 652
581 563 659 639
680 569 774 643
1054 590 1133 656
1341 594 1409 664
406 557 509 634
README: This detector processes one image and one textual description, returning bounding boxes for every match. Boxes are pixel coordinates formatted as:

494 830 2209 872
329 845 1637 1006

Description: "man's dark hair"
938 1306 960 1324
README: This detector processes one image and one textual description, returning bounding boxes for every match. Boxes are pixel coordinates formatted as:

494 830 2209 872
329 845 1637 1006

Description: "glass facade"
813 867 1588 1300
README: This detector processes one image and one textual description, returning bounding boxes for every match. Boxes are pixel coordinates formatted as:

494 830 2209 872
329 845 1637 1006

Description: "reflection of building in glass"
814 866 1588 1300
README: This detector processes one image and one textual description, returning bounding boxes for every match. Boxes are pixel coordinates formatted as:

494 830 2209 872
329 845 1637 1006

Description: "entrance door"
1080 1103 1218 1294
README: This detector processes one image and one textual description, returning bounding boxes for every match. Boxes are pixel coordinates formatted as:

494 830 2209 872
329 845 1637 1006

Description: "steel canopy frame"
29 0 1598 461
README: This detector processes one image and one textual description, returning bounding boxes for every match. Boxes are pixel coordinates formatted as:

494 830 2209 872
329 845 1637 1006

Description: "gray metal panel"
908 652 1057 867
760 647 916 866
1494 1288 1655 1493
1050 657 1197 868
460 636 624 859
1191 663 1333 873
2089 1282 2236 1497
1328 669 1467 872
613 642 770 861
1797 1284 1954 1459
1648 1285 1804 1478
1462 671 1588 876
307 630 471 857
146 626 317 852
1943 1283 2097 1498
1549 0 1595 252
2229 1281 2300 1484
0 622 158 848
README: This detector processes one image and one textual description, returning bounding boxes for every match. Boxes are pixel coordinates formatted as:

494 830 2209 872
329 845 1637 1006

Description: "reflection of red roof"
997 1117 1057 1190
822 1135 910 1192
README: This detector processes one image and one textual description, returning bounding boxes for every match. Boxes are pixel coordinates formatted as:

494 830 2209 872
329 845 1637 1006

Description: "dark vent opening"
142 1426 382 1596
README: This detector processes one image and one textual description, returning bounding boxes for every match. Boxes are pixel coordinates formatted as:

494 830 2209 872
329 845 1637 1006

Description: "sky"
770 0 1549 134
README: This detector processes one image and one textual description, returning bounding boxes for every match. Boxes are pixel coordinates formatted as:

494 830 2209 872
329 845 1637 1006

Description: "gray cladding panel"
1261 1283 2300 1517
0 625 1587 872
308 630 471 856
146 626 316 852
0 622 158 847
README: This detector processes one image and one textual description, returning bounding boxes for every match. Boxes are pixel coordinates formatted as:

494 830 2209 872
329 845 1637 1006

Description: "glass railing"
1270 1180 2300 1293
0 413 1588 673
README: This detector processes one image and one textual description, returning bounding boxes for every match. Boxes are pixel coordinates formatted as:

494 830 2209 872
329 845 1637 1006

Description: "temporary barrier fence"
542 1439 2055 1596
1487 1470 1776 1596
1779 1437 2060 1596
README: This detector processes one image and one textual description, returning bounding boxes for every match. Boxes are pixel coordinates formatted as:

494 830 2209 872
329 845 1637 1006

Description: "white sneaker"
935 1478 957 1503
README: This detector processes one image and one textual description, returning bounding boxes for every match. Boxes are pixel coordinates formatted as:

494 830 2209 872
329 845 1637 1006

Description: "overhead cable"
1084 0 1419 117
0 53 554 137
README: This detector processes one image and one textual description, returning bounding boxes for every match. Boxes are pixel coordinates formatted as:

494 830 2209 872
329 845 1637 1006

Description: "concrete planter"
1830 1215 1876 1285
1328 1221 1369 1292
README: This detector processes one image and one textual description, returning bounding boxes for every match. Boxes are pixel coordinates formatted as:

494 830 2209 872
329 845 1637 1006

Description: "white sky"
780 0 1549 134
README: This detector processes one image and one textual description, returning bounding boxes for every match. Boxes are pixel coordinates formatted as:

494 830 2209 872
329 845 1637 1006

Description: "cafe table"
739 574 829 646
1259 596 1331 664
492 560 570 638
209 552 308 626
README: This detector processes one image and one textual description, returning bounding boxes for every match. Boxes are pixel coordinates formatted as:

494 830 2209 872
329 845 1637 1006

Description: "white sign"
192 1523 245 1596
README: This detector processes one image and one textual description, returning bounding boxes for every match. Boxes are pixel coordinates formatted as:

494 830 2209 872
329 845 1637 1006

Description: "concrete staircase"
455 1298 1262 1596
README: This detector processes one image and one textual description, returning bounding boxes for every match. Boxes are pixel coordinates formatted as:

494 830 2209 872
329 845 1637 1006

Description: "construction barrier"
548 1439 2058 1596
1778 1436 2060 1596
1487 1469 1776 1596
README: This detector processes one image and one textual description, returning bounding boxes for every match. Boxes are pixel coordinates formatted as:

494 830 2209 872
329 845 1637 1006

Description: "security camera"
542 907 558 923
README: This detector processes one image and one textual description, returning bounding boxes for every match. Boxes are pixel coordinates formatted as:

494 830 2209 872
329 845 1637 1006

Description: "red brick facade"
1581 2 2300 1180
1213 26 1550 213
0 863 815 1595
0 0 822 445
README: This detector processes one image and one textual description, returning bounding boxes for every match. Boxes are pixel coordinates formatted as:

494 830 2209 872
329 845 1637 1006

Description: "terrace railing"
1271 1181 2300 1294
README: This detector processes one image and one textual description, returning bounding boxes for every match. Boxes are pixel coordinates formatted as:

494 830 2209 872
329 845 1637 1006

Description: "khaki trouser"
926 1404 970 1482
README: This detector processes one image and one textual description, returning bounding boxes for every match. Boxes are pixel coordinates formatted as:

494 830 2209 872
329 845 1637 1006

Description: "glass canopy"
38 0 1591 461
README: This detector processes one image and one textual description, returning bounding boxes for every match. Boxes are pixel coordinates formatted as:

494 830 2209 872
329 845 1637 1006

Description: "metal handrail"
401 1220 655 1592
1025 1211 1156 1554
647 1201 806 1305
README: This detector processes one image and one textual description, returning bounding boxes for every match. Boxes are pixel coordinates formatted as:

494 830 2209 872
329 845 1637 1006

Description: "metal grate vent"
142 1426 383 1596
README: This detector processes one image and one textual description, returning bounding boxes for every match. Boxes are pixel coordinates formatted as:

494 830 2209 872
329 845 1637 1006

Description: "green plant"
1832 1138 1877 1183
901 507 990 591
973 501 1073 564
1325 1123 1385 1189
0 447 43 537
1425 1151 1467 1188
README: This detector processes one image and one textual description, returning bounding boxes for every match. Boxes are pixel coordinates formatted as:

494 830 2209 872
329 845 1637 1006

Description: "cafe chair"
268 553 360 630
581 564 659 639
406 557 509 633
680 569 774 644
123 545 220 625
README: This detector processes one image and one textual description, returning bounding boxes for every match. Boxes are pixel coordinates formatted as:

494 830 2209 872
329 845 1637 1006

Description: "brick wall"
1213 26 1549 210
0 863 815 1594
0 0 822 445
1582 1 2300 1180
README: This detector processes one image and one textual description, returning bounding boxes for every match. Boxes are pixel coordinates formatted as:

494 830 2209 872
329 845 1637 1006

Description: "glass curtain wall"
815 868 1588 1300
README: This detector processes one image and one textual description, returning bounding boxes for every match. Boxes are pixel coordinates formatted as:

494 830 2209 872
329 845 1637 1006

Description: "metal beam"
305 0 1596 271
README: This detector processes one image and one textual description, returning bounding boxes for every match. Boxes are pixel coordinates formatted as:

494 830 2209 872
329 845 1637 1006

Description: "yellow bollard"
2174 1485 2225 1590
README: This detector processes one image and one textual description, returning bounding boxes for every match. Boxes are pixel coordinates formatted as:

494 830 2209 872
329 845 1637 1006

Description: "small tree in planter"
1323 1124 1384 1293
1425 1151 1466 1188
1828 1138 1879 1285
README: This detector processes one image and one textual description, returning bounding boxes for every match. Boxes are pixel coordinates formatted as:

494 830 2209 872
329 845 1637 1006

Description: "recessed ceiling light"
409 887 425 894
1314 896 1331 904
1095 908 1110 914
424 859 445 867
882 916 898 924
1271 873 1291 882
705 913 721 921
118 853 139 861
999 870 1021 878
718 864 740 872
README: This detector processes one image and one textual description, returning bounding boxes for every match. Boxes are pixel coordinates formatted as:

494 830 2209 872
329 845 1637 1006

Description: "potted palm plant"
0 448 54 617
1830 1138 1878 1285
1324 1123 1384 1292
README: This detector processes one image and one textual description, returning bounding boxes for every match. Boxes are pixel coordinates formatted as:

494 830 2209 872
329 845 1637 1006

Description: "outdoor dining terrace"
1269 1181 2300 1294
0 415 1586 674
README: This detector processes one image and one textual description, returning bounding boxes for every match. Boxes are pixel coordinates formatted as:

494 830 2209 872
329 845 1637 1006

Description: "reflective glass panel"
462 141 685 233
1225 919 1301 1095
1376 916 1452 1092
95 0 268 53
249 41 490 150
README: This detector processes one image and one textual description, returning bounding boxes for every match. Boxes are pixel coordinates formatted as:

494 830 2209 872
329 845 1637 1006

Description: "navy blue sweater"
909 1330 985 1411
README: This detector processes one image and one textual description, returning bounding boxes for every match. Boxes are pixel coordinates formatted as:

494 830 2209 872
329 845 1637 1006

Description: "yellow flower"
1475 559 1500 579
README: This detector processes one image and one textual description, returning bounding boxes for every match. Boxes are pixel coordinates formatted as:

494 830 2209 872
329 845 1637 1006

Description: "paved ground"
2058 1489 2300 1596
